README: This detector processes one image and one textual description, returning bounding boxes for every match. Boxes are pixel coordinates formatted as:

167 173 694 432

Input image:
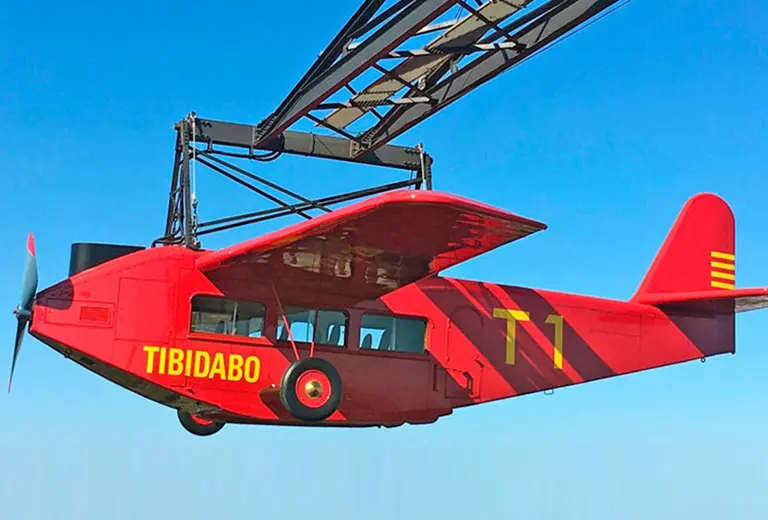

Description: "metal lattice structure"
159 0 627 248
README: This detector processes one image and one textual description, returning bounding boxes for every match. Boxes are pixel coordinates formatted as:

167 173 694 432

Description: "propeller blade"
19 233 38 312
8 319 25 393
9 232 38 393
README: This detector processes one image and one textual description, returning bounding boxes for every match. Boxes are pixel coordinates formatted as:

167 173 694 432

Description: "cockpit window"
191 295 265 338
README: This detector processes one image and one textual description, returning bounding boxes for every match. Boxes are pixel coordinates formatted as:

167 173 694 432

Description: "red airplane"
10 189 768 436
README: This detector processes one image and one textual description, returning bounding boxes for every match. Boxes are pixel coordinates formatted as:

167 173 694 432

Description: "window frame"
357 311 430 356
275 305 350 349
188 294 269 344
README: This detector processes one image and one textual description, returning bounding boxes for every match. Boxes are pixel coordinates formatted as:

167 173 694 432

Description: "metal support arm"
158 114 433 248
189 117 426 171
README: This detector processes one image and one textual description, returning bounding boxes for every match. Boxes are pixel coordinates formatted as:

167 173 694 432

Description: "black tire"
279 357 342 422
177 410 225 436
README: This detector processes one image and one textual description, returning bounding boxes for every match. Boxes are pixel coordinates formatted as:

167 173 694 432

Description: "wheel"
279 357 342 422
177 410 225 436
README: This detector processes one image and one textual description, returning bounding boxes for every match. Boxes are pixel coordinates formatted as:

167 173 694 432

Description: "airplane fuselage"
29 243 734 427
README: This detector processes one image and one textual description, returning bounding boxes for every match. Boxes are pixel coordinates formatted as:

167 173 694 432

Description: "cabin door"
444 306 484 401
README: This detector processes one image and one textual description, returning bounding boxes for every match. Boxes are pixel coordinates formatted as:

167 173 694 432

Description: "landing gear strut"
177 410 225 436
271 282 343 422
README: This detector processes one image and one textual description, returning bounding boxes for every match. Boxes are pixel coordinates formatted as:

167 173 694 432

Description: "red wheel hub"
190 413 213 426
296 369 332 409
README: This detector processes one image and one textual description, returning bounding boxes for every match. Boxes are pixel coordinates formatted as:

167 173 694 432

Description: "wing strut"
271 281 322 358
271 282 302 361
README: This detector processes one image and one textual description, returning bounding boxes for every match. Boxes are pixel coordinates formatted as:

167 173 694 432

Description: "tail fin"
634 193 735 298
632 193 768 313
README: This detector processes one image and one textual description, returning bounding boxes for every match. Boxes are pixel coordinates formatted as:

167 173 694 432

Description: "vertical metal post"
414 144 424 190
420 146 433 190
163 128 183 241
179 118 197 248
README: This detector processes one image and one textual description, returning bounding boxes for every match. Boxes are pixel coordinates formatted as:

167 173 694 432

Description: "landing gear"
280 357 342 422
177 410 225 436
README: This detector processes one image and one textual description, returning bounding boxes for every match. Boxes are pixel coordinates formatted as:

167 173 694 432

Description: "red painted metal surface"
190 414 214 426
26 190 768 429
296 370 331 409
196 190 546 308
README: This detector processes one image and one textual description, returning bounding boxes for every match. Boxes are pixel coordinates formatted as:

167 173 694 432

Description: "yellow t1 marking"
493 309 565 369
493 308 530 365
545 314 564 370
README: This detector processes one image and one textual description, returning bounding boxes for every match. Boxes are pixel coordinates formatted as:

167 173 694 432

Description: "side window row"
275 306 347 347
359 314 426 354
190 295 265 338
190 295 427 354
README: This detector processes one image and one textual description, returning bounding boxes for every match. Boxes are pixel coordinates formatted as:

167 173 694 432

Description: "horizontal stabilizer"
634 287 768 313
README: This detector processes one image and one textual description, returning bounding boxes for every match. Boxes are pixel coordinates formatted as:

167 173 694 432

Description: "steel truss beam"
157 115 432 248
249 0 625 154
355 0 624 155
253 0 460 146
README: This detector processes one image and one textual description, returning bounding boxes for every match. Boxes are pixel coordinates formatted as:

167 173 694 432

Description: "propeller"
9 232 38 393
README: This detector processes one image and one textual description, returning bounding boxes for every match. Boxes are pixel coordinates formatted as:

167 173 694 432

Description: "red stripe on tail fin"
632 193 735 304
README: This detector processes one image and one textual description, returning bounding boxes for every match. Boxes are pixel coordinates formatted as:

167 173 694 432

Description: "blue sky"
1 0 767 518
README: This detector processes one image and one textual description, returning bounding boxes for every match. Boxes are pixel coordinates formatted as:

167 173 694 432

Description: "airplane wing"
196 190 546 306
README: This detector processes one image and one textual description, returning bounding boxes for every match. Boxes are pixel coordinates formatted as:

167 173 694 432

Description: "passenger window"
276 306 348 347
359 314 427 353
190 295 265 338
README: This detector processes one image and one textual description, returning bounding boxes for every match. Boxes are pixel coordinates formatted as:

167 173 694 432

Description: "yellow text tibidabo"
143 346 260 383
